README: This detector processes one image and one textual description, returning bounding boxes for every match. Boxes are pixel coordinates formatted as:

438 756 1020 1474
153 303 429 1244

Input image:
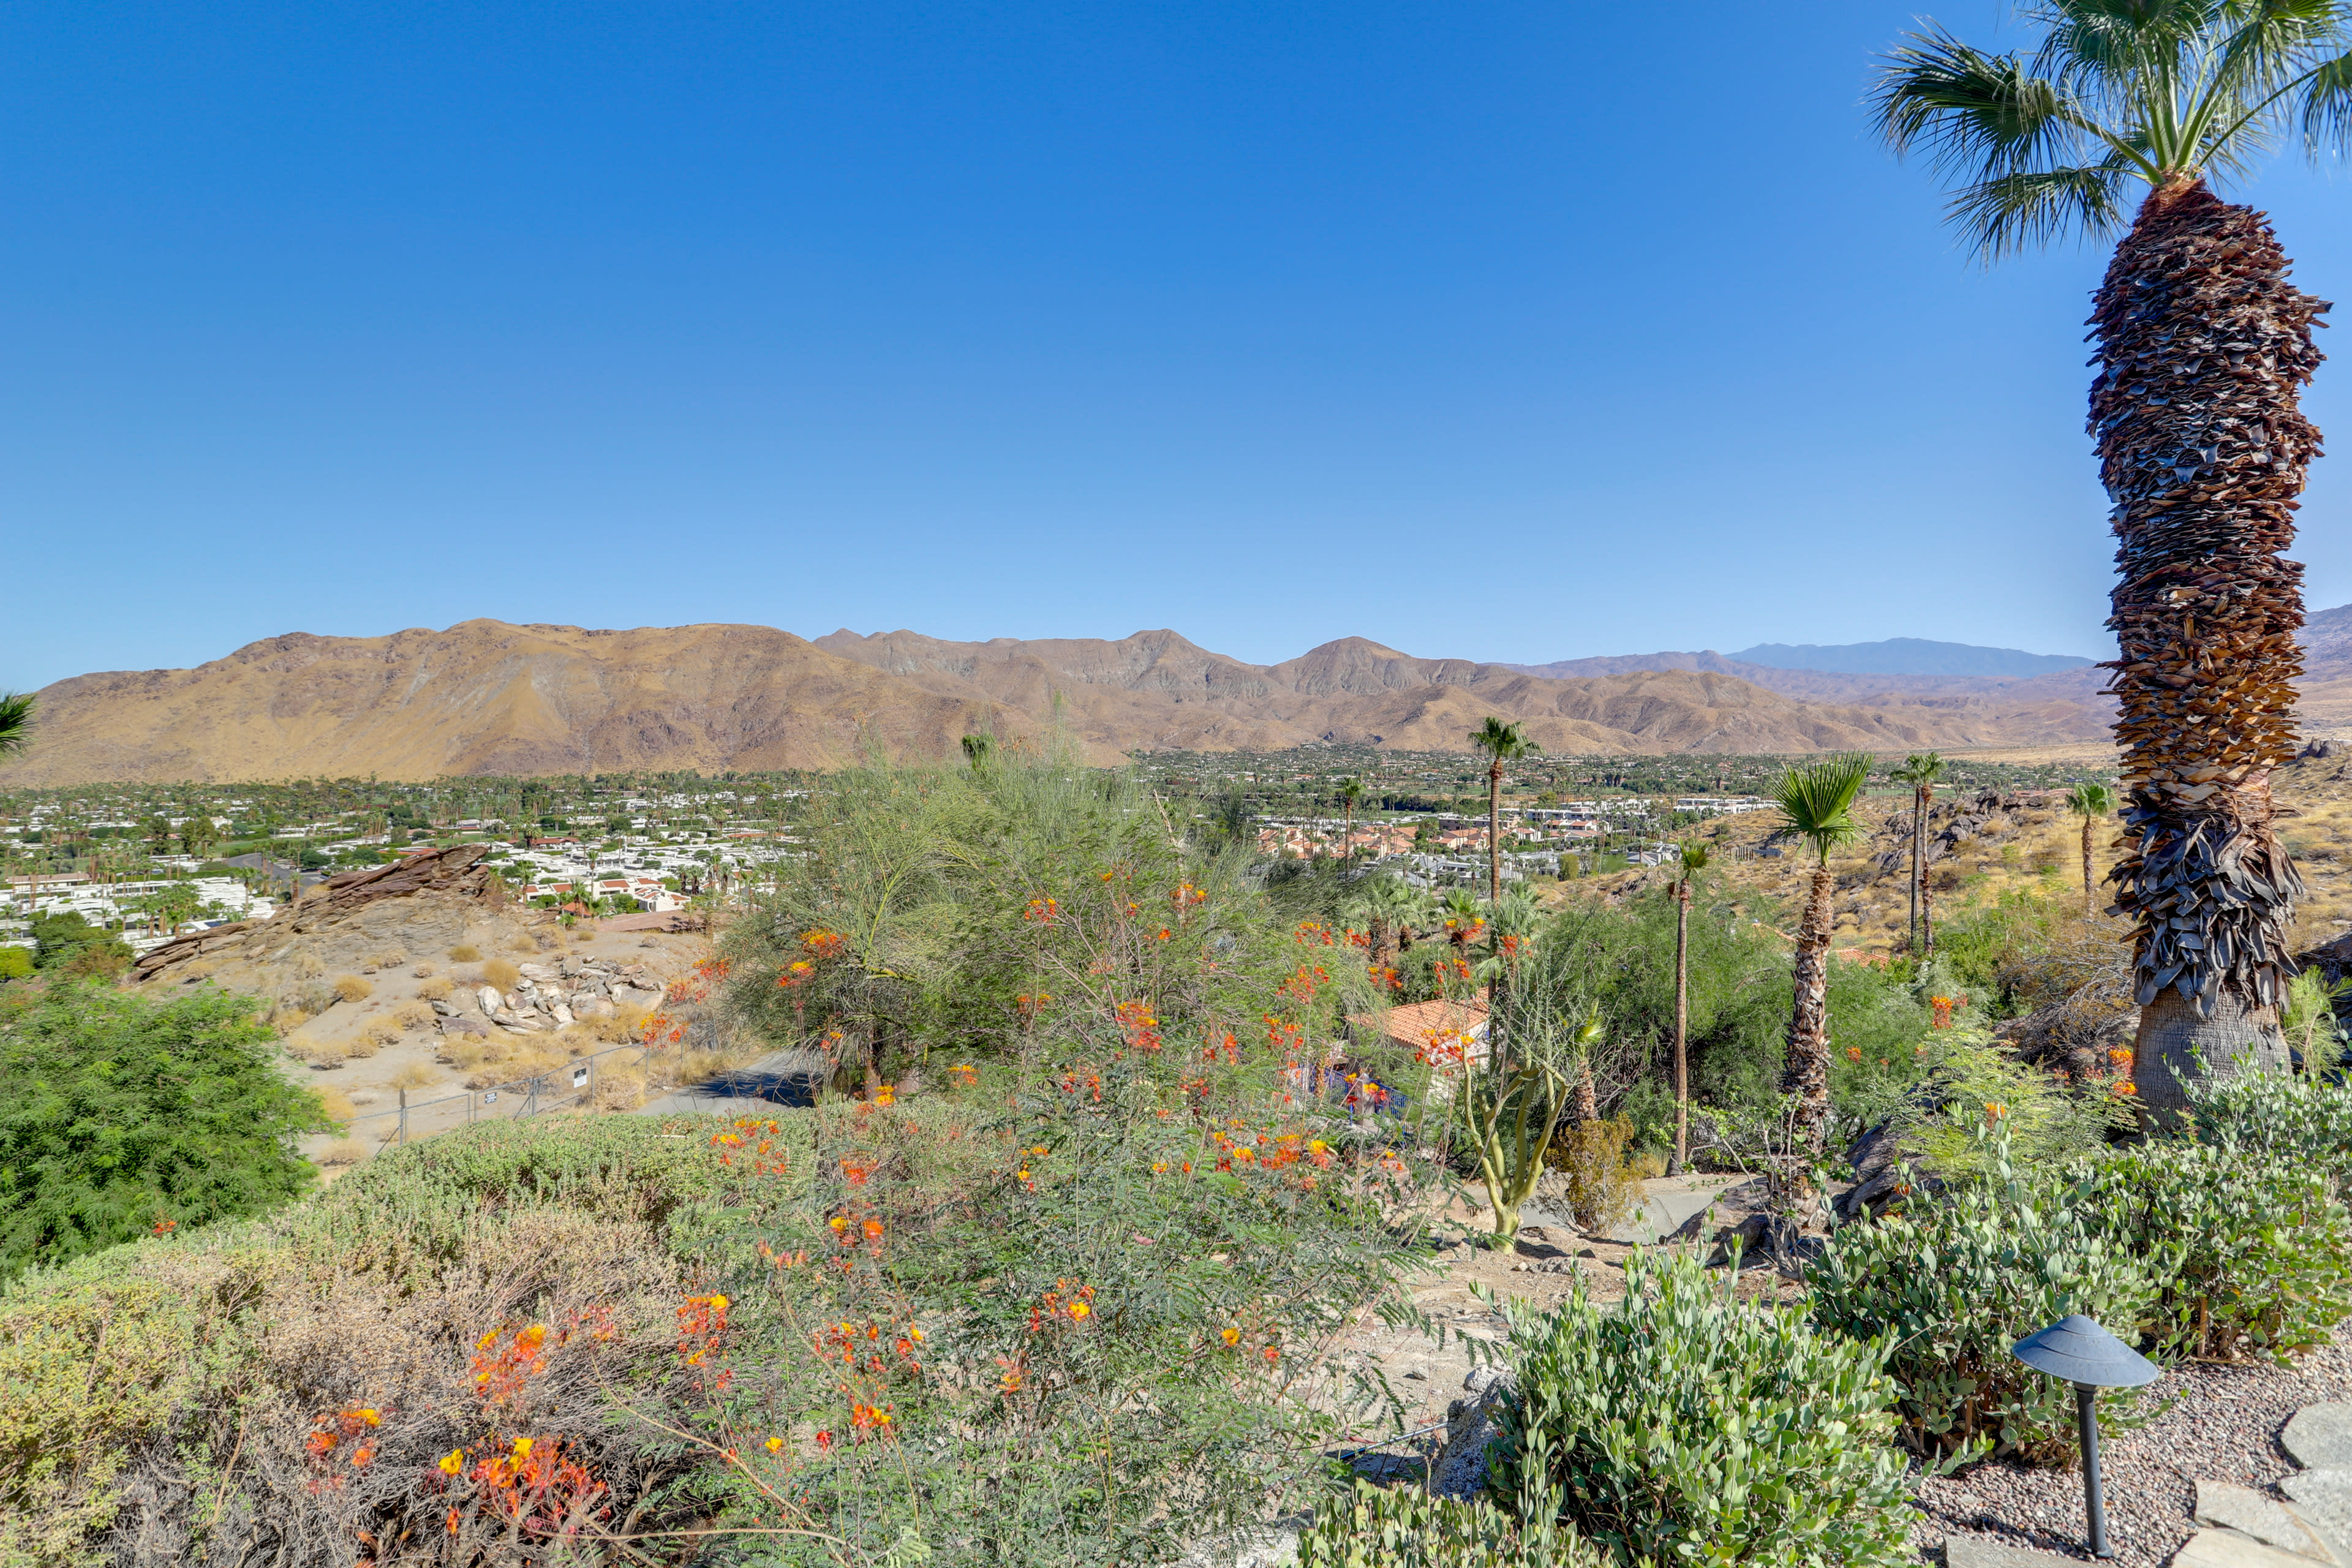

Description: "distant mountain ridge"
1728 638 2095 677
0 619 2134 786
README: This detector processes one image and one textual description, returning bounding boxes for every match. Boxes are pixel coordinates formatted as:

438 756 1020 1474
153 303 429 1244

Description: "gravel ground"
1913 1335 2352 1564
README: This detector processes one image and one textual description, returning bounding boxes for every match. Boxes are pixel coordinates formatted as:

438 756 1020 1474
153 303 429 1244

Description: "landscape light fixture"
2011 1314 2160 1559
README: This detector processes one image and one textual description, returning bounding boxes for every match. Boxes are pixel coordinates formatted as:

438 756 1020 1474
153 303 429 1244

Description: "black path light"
2012 1314 2162 1559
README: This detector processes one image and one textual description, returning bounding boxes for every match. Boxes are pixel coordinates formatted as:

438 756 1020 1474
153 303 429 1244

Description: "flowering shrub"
1298 1479 1603 1567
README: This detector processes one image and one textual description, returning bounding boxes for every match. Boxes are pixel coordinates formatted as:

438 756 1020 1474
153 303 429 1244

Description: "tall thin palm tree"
1873 4 2347 1114
1772 753 1871 1158
2066 781 2119 918
1468 718 1538 904
1336 777 1365 859
1889 752 1945 957
1668 839 1709 1177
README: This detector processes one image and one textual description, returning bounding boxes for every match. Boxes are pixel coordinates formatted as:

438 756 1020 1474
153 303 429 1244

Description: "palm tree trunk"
1669 876 1691 1177
1487 761 1502 905
1908 789 1924 955
1919 787 1936 960
2092 181 2321 1117
1782 865 1836 1155
2081 815 2096 919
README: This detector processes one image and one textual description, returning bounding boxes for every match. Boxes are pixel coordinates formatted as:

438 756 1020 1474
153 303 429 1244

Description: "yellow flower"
766 1436 784 1453
439 1449 464 1476
710 1295 728 1311
1307 1140 1328 1155
358 1408 380 1427
1016 1167 1032 1182
1031 1145 1049 1155
1069 1300 1091 1321
1221 1326 1241 1347
511 1437 533 1460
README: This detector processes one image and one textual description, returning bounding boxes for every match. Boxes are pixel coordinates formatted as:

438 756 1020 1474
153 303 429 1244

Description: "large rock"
2286 1407 2352 1471
1942 1539 2084 1568
1430 1365 1517 1500
2174 1528 2343 1567
2194 1480 2339 1563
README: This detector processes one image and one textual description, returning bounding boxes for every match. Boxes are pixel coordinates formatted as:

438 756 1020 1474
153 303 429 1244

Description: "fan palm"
1468 718 1538 903
1771 753 1871 1156
0 694 32 763
1667 840 1709 1176
2065 781 2119 916
1873 3 2347 1113
1336 777 1365 858
1888 752 1945 956
1347 873 1426 971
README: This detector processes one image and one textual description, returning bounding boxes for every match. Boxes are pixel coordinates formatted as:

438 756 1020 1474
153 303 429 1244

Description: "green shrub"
0 981 333 1281
1298 1480 1602 1568
2073 1140 2352 1363
0 948 30 982
1491 1252 1913 1567
1806 1125 2163 1460
2188 1065 2352 1189
1542 1115 1642 1234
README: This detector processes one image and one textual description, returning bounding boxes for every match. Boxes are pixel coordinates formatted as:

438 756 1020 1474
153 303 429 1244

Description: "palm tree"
1336 777 1365 859
1349 873 1425 972
0 693 32 763
1772 753 1871 1158
1468 718 1539 903
1667 840 1709 1177
1872 7 2347 1112
1888 753 1945 957
2065 782 2119 918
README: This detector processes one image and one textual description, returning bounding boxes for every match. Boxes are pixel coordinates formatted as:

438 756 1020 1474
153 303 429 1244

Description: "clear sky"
4 2 2348 691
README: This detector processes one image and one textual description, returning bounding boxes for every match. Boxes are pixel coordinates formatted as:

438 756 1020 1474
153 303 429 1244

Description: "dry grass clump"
344 1024 399 1060
285 1035 345 1069
448 943 481 963
415 977 453 1001
464 1043 567 1090
592 1065 649 1110
389 1061 439 1091
574 1006 648 1046
314 1087 358 1125
271 1006 315 1036
481 958 521 990
410 961 435 978
376 950 409 968
315 1137 374 1167
332 975 374 1005
293 950 325 979
504 933 537 954
392 1002 434 1032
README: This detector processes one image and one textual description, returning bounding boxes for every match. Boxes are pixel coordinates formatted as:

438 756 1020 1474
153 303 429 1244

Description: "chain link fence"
337 1038 660 1148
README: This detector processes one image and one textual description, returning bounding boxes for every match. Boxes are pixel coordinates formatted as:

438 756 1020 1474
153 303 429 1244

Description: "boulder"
479 986 503 1014
1430 1365 1517 1500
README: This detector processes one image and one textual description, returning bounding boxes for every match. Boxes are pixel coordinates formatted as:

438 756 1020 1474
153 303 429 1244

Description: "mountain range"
0 614 2345 786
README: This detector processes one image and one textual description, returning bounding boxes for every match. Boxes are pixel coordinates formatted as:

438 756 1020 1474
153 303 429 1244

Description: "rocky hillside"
1 618 2130 785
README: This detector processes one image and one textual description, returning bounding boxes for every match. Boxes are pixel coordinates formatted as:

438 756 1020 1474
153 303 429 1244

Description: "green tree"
1667 840 1709 1176
1468 718 1538 905
1771 753 1871 1158
2066 781 2118 917
0 983 331 1279
141 815 173 856
1888 752 1945 956
1872 3 2349 1114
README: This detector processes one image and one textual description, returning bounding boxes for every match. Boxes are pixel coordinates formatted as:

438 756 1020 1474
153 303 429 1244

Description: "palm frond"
1950 162 2138 257
1771 752 1872 866
1468 717 1536 762
1873 26 2092 178
2066 781 2118 816
1888 750 1945 788
0 694 33 761
2302 47 2352 151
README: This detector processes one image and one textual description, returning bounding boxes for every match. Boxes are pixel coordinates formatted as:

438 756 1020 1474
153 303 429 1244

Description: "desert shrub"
1839 1028 2128 1191
1806 1124 2162 1460
1491 1251 1912 1567
314 1087 358 1124
388 1062 437 1091
316 1137 373 1167
0 948 31 983
482 957 521 990
271 1005 315 1036
2073 1140 2352 1362
28 911 132 973
392 1001 433 1031
1298 1479 1601 1567
505 932 537 954
346 1024 397 1058
411 960 435 978
2188 1065 2352 1188
417 976 454 1001
332 974 374 1004
0 982 331 1281
448 943 481 963
1543 1115 1642 1234
591 1065 649 1110
284 1033 344 1069
376 950 409 968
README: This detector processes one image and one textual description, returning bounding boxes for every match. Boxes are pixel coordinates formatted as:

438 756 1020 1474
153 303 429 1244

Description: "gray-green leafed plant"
1771 753 1871 1156
1872 2 2349 1115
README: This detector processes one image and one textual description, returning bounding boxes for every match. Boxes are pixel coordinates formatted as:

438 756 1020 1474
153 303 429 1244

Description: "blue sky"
4 1 2348 690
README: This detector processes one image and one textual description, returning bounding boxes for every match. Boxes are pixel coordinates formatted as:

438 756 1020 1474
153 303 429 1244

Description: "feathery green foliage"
1770 753 1871 867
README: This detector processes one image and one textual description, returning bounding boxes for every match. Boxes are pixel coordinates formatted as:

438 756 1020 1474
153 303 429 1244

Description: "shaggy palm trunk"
1918 786 1936 960
1908 791 1924 955
1782 865 1835 1155
1487 761 1503 905
2081 815 2097 918
2092 180 2324 1117
1670 876 1691 1177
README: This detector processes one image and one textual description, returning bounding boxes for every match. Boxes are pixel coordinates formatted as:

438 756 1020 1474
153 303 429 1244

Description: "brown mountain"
2 619 2131 787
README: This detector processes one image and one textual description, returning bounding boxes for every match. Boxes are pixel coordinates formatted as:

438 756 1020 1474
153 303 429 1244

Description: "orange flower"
1845 1046 1863 1062
1220 1326 1241 1347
